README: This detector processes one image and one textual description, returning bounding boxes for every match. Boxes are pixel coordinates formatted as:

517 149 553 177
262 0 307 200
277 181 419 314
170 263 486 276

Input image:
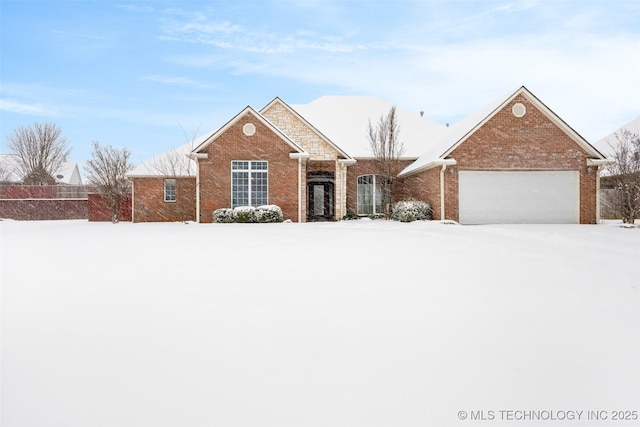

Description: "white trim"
131 180 135 223
298 157 303 222
195 160 201 223
587 158 614 166
440 164 447 220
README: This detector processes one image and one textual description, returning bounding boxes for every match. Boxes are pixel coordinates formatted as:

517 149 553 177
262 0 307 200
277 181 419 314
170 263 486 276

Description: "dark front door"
308 181 334 221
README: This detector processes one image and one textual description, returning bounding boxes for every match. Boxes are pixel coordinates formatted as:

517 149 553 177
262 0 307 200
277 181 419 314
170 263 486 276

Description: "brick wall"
88 193 133 222
440 94 598 223
398 167 442 219
0 199 87 220
131 177 196 222
198 111 300 222
0 185 56 199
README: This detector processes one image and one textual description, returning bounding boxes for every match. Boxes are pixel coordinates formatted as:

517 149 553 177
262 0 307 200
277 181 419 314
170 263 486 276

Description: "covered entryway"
458 171 580 224
307 172 334 221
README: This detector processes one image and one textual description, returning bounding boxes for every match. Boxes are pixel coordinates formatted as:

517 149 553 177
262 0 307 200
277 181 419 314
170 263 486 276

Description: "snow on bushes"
213 208 234 223
391 199 433 222
255 205 283 223
213 205 283 223
233 206 257 223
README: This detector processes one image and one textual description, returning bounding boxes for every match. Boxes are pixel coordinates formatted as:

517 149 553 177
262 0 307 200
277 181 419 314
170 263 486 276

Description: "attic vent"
243 123 256 136
512 102 526 118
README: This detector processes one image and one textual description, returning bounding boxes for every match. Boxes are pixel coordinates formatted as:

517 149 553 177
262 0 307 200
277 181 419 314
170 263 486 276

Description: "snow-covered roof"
54 162 83 185
399 86 607 177
291 96 447 158
0 154 82 184
592 116 640 159
261 97 353 160
126 132 213 178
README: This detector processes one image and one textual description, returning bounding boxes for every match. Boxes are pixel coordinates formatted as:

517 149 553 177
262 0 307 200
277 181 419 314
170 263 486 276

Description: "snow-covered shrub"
255 205 283 223
391 199 433 222
213 208 234 223
232 206 257 223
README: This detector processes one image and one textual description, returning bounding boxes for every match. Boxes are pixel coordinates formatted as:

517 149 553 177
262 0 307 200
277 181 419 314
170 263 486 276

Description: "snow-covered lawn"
1 219 639 426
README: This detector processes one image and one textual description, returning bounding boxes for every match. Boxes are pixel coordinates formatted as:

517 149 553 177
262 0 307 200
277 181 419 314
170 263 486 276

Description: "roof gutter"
337 158 357 166
586 158 614 166
399 158 456 178
187 153 208 160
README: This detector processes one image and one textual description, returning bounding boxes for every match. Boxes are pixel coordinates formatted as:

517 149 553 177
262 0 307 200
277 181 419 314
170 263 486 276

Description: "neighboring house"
0 154 83 185
126 86 610 224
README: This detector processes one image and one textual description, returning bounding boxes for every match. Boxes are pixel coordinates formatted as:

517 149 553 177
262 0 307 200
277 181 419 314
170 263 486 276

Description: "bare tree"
150 121 201 177
148 122 202 222
367 106 405 218
606 129 640 224
84 141 133 223
7 122 71 184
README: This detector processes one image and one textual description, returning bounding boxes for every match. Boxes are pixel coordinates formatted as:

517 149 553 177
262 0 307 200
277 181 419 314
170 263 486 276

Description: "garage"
458 171 580 224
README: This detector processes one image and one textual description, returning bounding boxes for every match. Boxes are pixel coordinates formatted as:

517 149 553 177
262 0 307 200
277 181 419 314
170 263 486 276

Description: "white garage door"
459 171 580 224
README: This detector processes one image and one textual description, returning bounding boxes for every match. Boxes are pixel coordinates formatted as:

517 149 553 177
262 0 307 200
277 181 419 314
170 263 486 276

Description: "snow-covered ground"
1 219 639 426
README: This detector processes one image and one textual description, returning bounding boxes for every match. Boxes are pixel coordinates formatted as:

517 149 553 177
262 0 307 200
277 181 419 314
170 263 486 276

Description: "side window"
164 179 176 202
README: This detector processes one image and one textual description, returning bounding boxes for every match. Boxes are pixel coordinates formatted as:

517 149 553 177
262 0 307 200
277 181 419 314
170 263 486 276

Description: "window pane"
232 161 248 170
253 161 267 170
251 171 268 206
232 171 248 208
357 175 373 215
164 180 176 202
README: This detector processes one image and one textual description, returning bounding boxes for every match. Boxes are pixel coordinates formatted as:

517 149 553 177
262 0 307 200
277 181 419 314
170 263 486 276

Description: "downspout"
440 164 447 221
186 152 208 223
587 158 614 224
195 161 201 223
298 157 302 223
596 166 601 223
130 179 135 223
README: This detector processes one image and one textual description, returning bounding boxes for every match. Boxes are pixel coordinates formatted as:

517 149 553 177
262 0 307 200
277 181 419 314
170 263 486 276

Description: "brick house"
126 86 610 224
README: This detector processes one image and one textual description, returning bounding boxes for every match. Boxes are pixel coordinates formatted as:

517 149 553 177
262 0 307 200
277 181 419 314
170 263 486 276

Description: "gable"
400 86 606 177
261 97 352 161
443 87 605 161
193 106 307 156
449 93 594 169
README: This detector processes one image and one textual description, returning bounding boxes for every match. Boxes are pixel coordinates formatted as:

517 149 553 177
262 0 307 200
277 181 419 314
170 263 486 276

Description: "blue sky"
1 0 639 168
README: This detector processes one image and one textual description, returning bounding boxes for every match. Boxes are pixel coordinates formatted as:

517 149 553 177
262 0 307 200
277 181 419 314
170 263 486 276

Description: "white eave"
587 158 614 166
187 152 208 160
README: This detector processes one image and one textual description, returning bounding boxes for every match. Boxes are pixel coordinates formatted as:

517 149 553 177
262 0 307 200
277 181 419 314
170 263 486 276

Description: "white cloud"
0 99 56 116
141 75 218 89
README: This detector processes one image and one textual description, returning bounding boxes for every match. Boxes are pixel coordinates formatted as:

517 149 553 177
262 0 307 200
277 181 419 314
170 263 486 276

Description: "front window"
232 161 268 208
357 175 385 215
164 179 176 202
